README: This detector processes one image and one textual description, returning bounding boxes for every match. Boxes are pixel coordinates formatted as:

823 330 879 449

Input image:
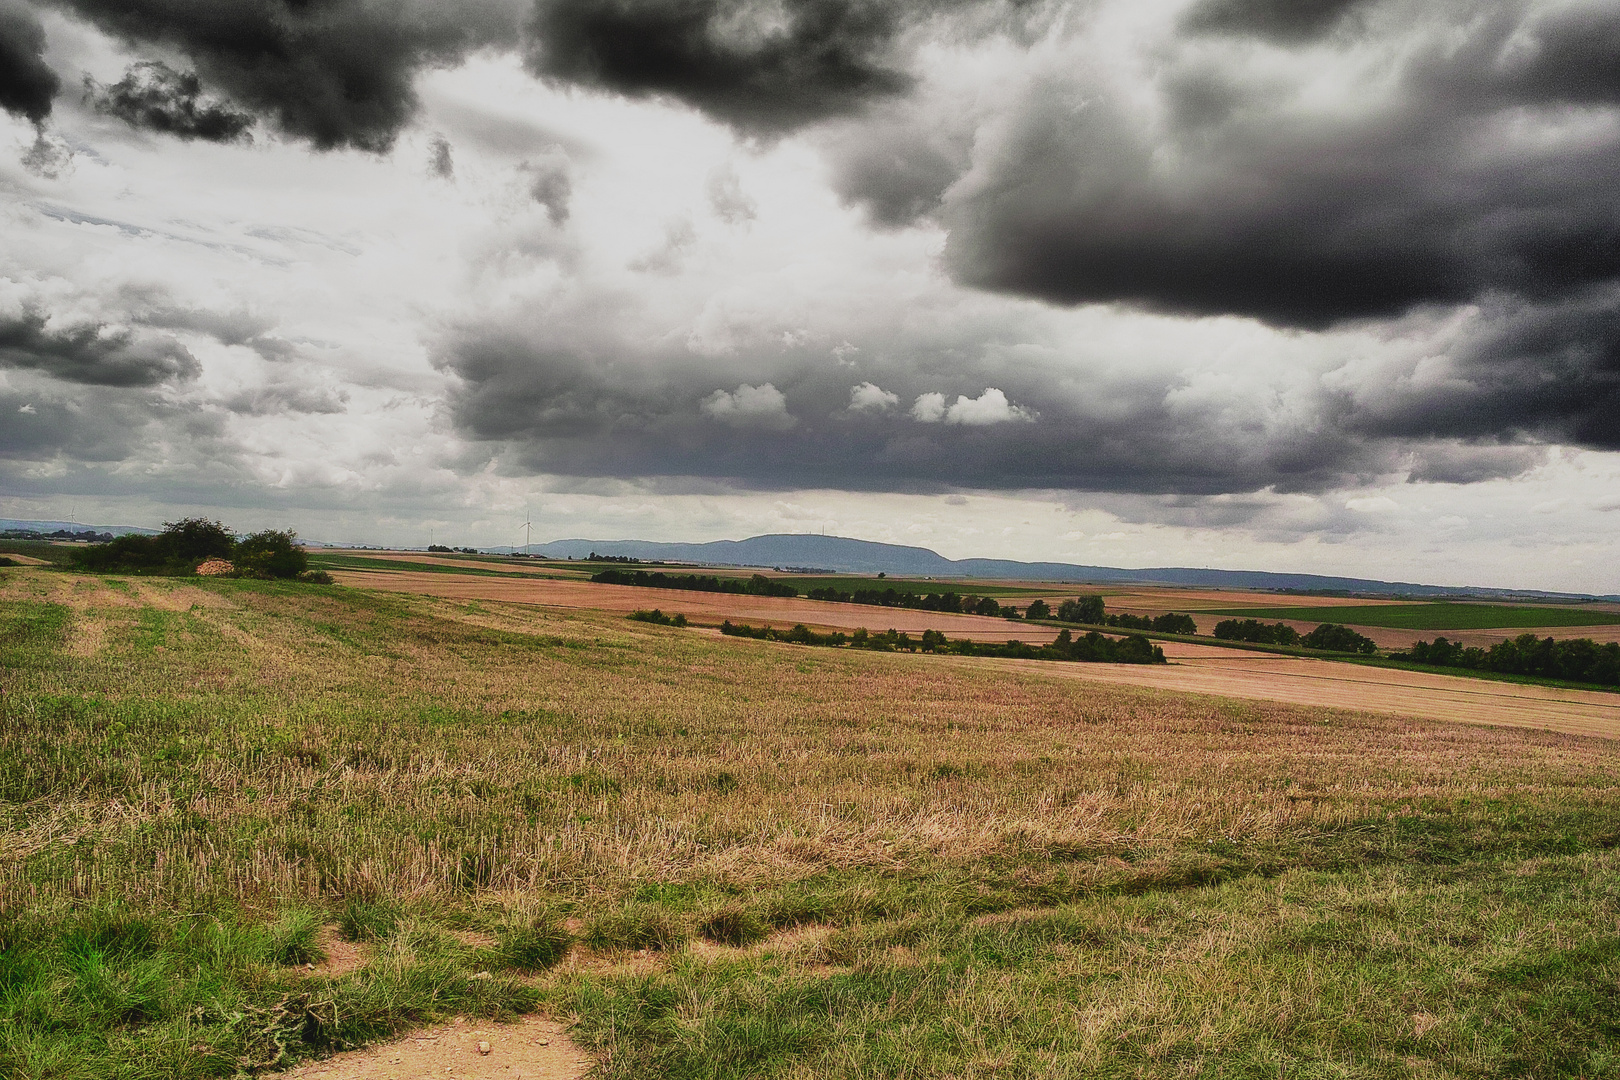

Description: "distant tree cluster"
0 528 114 542
807 585 1005 615
1212 618 1376 653
428 544 479 554
628 608 688 627
593 569 797 597
588 552 641 563
1301 624 1378 654
72 518 324 581
1213 619 1302 646
720 621 1165 664
1055 595 1199 635
1395 635 1620 686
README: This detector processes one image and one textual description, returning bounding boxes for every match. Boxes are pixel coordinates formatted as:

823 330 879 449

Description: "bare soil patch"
281 1015 588 1080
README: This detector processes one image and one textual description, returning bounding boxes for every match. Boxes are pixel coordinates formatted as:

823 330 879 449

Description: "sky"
1 0 1618 592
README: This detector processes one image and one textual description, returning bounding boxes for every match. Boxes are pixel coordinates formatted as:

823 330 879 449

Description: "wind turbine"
522 512 532 556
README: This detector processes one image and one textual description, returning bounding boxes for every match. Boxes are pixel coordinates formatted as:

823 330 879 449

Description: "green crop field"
5 566 1620 1078
1207 602 1620 631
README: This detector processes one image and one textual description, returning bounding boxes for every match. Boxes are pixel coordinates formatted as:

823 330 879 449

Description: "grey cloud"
523 152 572 225
0 311 198 386
437 310 1437 495
0 0 59 125
137 303 295 361
87 61 254 142
524 0 921 135
706 164 755 224
826 109 968 227
50 0 525 151
223 383 349 416
1180 0 1372 43
0 387 152 461
428 133 454 178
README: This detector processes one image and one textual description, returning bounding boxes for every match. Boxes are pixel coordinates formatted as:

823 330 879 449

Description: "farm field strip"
332 566 1620 737
985 642 1620 738
327 569 1065 641
1204 602 1620 630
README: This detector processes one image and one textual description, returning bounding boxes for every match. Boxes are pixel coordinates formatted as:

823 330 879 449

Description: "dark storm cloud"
0 388 157 461
825 110 967 226
0 311 199 387
50 0 524 150
0 0 59 124
941 2 1620 331
1180 0 1372 43
135 302 296 361
438 315 1421 495
1345 291 1620 451
524 0 922 134
87 61 254 142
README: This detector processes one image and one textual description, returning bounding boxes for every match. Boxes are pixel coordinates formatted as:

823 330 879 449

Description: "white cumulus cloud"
702 382 795 429
849 382 899 411
912 387 1032 425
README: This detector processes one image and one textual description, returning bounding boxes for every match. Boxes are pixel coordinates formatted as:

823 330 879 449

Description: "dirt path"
967 643 1620 739
282 1016 588 1080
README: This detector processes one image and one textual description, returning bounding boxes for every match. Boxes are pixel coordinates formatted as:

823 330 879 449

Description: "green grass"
1206 602 1620 631
4 568 1620 1077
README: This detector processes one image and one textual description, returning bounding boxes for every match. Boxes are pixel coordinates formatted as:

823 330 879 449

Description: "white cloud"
848 381 899 411
702 383 795 429
1345 496 1399 513
910 391 947 422
912 387 1032 425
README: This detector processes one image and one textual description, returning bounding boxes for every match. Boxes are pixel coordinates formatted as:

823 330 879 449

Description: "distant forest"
1395 635 1620 687
721 622 1165 664
592 569 798 597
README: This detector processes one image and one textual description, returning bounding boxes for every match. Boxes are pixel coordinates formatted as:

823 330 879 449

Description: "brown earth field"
329 569 1059 642
332 566 1620 739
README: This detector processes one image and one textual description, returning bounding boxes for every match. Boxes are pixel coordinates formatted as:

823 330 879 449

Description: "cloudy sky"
2 0 1618 591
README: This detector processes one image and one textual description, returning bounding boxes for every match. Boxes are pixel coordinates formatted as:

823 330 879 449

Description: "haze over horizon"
3 0 1620 593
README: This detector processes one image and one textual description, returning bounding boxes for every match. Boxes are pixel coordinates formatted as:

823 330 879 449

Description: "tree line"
71 518 330 581
720 621 1165 664
592 568 798 597
1053 596 1198 634
1212 618 1377 654
1395 635 1620 686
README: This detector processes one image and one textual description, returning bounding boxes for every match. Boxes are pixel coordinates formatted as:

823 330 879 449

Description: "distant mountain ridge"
509 533 1614 601
0 518 157 536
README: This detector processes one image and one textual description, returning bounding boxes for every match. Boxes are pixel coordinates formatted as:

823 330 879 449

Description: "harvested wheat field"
6 566 1620 1078
328 567 1052 641
975 640 1620 738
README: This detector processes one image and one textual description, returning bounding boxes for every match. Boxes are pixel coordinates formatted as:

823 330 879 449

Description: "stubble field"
4 566 1620 1078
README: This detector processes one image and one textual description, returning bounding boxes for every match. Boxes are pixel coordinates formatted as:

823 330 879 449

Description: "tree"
1025 599 1051 620
1301 623 1377 654
234 530 309 579
1057 595 1106 624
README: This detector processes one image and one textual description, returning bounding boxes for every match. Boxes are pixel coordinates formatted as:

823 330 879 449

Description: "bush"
338 899 402 943
235 529 308 579
628 609 687 627
493 914 571 973
697 904 769 947
297 569 335 584
585 903 688 951
267 908 327 966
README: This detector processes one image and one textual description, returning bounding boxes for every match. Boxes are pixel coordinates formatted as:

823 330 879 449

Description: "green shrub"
338 899 402 943
297 569 335 584
267 908 327 966
697 903 768 947
493 915 572 973
585 903 688 951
